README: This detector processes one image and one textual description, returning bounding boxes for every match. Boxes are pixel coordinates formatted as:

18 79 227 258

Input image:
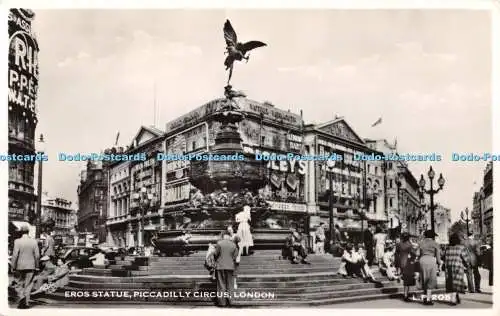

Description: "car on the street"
480 244 491 253
61 246 100 270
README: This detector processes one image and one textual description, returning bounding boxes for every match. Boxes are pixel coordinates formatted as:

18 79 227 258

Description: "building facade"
106 157 131 247
365 139 424 237
8 9 40 225
472 191 482 237
471 162 493 241
106 126 164 248
41 194 76 236
303 119 387 241
482 162 493 238
397 164 423 237
77 161 108 242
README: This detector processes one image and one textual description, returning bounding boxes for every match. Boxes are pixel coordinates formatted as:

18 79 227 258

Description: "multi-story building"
77 161 108 242
365 139 423 237
106 126 164 248
7 9 40 229
106 155 131 247
472 191 482 237
482 162 493 238
471 162 493 241
396 164 423 237
41 193 76 236
302 118 387 241
162 98 308 232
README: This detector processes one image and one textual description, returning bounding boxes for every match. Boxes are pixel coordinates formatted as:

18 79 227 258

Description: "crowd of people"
309 224 493 306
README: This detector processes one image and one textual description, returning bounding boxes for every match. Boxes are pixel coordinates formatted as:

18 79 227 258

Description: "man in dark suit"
463 232 482 293
213 231 239 307
284 228 310 264
12 225 40 309
363 226 375 266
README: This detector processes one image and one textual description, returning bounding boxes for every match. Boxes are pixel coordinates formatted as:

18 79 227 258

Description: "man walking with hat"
213 231 239 307
11 225 40 309
463 232 482 293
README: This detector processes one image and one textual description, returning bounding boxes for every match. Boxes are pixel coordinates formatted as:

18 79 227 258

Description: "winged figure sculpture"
224 19 267 85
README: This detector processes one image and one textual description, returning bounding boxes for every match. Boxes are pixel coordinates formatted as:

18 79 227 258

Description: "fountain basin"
153 228 290 255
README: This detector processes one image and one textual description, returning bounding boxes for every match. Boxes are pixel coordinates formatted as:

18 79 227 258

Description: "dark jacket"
364 230 374 246
285 232 304 248
214 239 238 271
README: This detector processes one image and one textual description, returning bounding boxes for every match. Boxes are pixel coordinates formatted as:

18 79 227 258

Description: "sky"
30 9 492 222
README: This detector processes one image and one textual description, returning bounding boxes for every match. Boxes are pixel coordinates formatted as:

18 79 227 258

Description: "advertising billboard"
8 9 39 114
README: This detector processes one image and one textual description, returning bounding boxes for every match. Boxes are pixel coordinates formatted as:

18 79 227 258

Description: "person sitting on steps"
283 227 310 264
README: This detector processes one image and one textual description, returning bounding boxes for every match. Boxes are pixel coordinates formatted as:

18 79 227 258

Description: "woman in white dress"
236 205 254 256
373 226 387 268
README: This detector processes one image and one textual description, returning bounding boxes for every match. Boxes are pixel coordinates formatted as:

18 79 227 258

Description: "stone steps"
71 270 385 283
41 250 444 307
64 279 392 293
43 286 446 306
68 276 385 291
132 268 339 275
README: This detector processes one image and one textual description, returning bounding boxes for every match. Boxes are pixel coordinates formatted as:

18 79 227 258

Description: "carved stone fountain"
152 86 279 255
150 21 288 255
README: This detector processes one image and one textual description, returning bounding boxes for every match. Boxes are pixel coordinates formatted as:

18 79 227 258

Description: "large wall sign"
165 100 220 133
240 100 303 128
165 99 304 133
8 9 39 114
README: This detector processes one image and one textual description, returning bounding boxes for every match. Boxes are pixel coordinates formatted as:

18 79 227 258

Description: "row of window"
8 162 34 186
8 113 36 145
110 198 129 217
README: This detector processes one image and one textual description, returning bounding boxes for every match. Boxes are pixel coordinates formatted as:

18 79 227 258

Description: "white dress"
236 207 254 248
373 233 387 263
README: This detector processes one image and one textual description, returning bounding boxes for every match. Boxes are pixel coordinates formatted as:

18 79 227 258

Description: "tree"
41 217 55 233
449 220 467 237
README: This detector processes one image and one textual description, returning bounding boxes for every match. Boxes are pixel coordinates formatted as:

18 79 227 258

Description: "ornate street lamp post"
478 187 484 235
419 166 445 238
138 187 152 255
461 207 470 236
35 134 45 238
395 173 404 235
326 159 336 249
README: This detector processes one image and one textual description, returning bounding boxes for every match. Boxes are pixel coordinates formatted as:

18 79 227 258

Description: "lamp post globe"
427 166 435 179
437 174 445 188
37 134 46 153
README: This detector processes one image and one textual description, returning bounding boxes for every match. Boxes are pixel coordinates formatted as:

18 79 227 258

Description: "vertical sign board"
8 9 39 223
8 9 39 114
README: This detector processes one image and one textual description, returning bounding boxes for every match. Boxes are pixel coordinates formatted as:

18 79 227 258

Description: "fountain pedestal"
153 88 292 255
